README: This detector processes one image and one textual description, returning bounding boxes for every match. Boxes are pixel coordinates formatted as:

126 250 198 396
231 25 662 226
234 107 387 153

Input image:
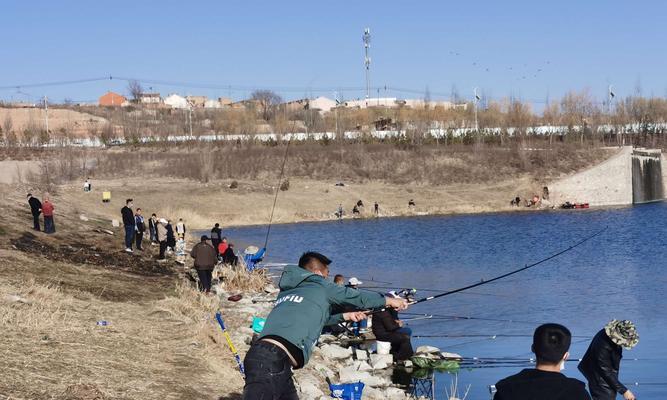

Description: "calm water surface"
225 203 667 399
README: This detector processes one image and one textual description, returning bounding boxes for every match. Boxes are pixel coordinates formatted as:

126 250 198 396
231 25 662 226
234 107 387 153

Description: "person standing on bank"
210 223 222 253
156 218 168 260
121 199 135 253
242 251 408 399
27 193 42 231
42 196 55 234
175 218 186 240
494 323 590 400
190 235 217 293
578 320 639 400
134 208 146 251
148 213 158 245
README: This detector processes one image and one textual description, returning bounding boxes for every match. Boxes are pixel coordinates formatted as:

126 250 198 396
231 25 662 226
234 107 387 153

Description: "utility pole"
44 95 49 134
473 88 480 132
363 28 371 106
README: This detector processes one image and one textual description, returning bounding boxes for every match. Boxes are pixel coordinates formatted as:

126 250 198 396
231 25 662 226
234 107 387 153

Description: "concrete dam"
550 146 666 206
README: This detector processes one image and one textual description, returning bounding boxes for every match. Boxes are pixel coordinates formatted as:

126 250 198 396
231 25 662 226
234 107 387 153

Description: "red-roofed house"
99 92 128 107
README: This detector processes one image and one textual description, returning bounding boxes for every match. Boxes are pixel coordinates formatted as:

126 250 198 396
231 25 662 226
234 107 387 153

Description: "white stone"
362 386 385 400
264 285 279 293
415 345 441 354
318 334 337 344
355 348 369 360
370 353 393 370
384 387 409 398
320 344 353 359
403 360 413 368
338 366 389 387
79 214 89 221
297 378 324 399
351 360 372 372
111 219 119 227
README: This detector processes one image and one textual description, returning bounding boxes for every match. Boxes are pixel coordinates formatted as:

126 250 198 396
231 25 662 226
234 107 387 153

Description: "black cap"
532 323 572 364
200 235 209 242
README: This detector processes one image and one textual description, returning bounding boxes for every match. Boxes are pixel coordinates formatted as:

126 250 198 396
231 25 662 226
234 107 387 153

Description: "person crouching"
371 291 414 362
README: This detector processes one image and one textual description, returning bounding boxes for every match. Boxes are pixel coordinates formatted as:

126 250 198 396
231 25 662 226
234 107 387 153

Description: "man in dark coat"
494 323 590 400
120 199 135 252
27 194 42 231
578 320 638 400
210 223 222 253
371 291 414 361
190 235 217 293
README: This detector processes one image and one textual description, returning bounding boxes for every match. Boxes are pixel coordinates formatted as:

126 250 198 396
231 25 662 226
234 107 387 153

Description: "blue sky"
1 1 666 106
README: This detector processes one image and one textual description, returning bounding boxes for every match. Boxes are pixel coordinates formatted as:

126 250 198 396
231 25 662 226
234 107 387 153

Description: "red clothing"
218 242 228 254
42 201 54 216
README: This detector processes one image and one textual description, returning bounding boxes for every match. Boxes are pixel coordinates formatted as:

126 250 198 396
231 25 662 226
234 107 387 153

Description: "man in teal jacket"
242 251 408 399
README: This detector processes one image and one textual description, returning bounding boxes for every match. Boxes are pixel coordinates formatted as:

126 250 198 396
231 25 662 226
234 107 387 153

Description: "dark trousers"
135 231 143 249
376 331 414 361
243 341 298 400
44 216 55 234
588 382 616 400
196 269 213 292
212 239 221 253
124 225 135 249
32 213 41 231
159 241 167 259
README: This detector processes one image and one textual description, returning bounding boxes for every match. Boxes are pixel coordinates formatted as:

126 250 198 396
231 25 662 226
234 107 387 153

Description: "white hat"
244 245 260 255
348 277 363 286
385 290 400 299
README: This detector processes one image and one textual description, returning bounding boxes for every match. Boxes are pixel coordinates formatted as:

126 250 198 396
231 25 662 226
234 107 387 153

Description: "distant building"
139 93 162 104
204 99 221 109
99 91 128 107
163 94 189 109
185 95 207 108
218 97 233 107
308 96 337 113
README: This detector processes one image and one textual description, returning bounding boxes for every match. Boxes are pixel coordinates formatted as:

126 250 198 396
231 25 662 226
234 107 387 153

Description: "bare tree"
251 90 283 121
127 80 144 103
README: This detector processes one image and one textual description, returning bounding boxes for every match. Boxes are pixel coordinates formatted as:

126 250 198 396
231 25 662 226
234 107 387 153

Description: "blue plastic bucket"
329 381 365 400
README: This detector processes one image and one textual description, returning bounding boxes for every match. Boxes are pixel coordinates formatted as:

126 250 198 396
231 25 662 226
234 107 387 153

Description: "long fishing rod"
412 334 592 339
360 286 506 298
410 227 607 305
400 312 542 325
263 138 292 250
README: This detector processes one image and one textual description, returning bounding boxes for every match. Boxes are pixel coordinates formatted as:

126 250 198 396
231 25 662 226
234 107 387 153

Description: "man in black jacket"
120 199 135 253
494 323 590 400
578 320 638 400
210 223 222 253
371 291 414 361
27 194 42 231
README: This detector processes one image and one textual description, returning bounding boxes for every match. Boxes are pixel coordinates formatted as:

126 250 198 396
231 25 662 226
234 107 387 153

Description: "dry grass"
217 265 271 293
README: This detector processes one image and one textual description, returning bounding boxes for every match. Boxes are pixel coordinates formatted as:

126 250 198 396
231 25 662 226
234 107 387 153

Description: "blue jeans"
124 225 135 249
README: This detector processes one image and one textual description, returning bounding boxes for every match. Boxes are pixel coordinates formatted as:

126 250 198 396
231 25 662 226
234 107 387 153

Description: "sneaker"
125 248 133 253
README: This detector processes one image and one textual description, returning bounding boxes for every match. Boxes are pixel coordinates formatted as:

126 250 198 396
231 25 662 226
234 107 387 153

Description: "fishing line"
263 138 292 250
410 227 607 306
413 334 591 339
400 312 541 325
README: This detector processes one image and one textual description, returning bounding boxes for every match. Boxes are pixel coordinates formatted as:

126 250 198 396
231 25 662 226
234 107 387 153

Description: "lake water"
225 203 667 399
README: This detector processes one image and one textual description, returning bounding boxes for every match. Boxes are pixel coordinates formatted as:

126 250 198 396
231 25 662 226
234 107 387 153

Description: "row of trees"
4 89 667 148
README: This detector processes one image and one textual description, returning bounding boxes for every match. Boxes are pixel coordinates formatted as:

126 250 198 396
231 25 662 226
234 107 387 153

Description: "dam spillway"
632 148 664 204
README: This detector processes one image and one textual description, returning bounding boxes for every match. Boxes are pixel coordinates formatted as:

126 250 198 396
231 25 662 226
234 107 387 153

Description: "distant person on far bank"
493 323 590 400
148 213 158 245
211 223 222 253
578 320 639 400
190 235 217 293
134 208 146 251
83 178 92 192
42 196 55 234
408 199 416 208
27 193 42 231
175 218 186 240
121 199 135 253
374 202 379 215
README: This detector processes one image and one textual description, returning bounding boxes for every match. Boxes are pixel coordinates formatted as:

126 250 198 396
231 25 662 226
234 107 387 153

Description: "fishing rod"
360 286 506 298
410 227 607 306
263 137 292 250
412 333 592 339
215 312 245 378
400 312 542 325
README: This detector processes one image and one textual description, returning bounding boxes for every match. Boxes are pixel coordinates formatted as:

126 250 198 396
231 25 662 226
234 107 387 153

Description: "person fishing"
578 320 639 400
242 251 408 399
371 291 414 362
243 246 266 271
493 323 590 400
